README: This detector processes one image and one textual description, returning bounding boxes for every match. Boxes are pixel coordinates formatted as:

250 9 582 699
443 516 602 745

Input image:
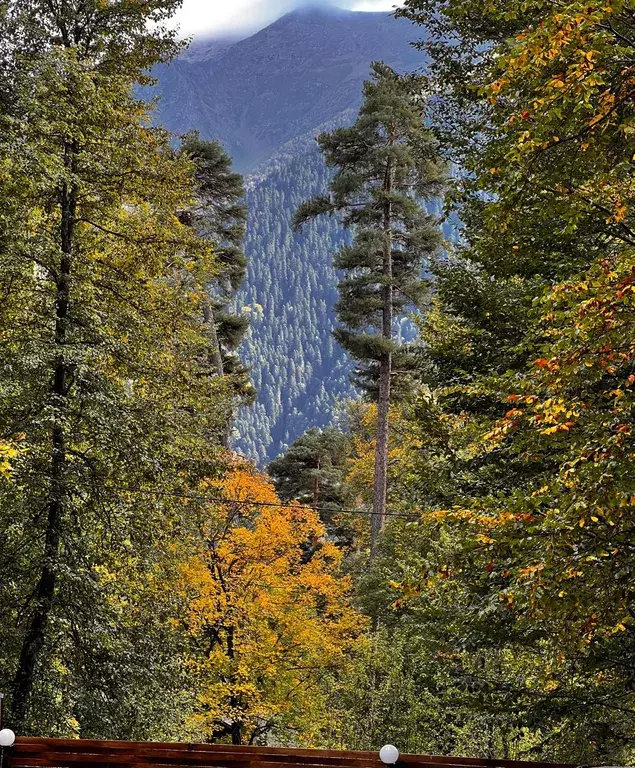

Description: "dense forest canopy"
0 0 634 763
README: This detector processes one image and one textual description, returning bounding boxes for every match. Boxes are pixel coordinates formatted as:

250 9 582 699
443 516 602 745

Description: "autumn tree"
376 0 635 759
294 62 446 551
175 461 363 745
0 0 231 733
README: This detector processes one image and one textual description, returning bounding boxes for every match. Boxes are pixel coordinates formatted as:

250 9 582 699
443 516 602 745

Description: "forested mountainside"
236 147 454 463
152 6 424 462
236 150 353 463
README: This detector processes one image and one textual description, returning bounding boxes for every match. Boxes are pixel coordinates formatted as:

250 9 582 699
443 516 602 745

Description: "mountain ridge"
151 8 423 173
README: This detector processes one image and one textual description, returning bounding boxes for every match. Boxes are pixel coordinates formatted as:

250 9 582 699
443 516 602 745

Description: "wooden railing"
7 738 575 768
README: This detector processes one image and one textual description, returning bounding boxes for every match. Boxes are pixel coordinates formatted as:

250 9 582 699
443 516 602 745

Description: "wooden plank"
14 742 373 757
9 756 573 768
132 750 375 766
11 750 379 768
11 751 379 768
12 752 257 768
9 761 522 768
12 742 383 761
10 753 573 768
7 738 576 768
9 757 387 768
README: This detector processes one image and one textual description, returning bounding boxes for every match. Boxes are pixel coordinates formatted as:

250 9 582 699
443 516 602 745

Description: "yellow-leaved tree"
176 460 364 745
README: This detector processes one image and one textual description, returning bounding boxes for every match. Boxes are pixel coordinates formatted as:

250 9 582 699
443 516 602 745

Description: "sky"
171 0 396 38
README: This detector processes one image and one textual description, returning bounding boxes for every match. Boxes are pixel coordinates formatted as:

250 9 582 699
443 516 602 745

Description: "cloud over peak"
172 0 395 38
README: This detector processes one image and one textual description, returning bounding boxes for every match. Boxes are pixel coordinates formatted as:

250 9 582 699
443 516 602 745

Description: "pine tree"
267 427 352 543
294 63 446 551
180 134 255 445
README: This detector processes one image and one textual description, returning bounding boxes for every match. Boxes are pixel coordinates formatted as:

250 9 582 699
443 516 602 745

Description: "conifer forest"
1 0 635 764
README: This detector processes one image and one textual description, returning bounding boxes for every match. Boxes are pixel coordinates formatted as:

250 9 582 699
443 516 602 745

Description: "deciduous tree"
0 0 230 732
175 461 363 745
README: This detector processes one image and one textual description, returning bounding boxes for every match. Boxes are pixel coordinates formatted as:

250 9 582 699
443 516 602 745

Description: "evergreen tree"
267 427 352 543
294 63 446 550
180 133 255 444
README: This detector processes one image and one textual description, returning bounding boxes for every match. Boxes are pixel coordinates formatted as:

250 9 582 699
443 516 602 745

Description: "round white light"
379 745 399 765
0 729 15 748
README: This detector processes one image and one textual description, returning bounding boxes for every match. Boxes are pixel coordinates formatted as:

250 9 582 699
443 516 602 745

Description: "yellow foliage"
176 460 364 744
0 438 21 477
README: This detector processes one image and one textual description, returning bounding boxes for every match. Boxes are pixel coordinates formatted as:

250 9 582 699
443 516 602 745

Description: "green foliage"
0 0 231 736
340 0 635 761
321 523 548 759
234 149 355 464
268 427 353 543
4 0 635 756
180 133 255 423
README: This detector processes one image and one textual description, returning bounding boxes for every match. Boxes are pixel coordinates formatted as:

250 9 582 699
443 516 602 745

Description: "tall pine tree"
180 134 254 446
294 63 446 550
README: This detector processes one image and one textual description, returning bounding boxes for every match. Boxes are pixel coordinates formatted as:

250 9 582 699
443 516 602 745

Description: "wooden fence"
7 738 577 768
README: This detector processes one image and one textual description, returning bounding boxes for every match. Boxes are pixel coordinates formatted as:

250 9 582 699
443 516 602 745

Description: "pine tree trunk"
11 144 76 727
312 457 321 511
371 156 393 556
203 300 231 448
372 354 391 550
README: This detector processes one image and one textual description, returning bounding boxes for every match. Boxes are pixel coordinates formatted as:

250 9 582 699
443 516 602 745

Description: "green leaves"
367 0 635 759
0 0 232 735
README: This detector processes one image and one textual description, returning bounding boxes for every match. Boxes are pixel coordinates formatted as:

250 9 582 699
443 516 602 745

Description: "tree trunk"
371 156 393 557
203 299 231 449
11 144 76 728
312 457 321 511
226 625 244 745
230 722 242 745
371 354 391 552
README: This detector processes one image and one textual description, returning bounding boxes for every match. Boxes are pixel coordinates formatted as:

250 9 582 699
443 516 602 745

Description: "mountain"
150 6 425 463
152 6 423 173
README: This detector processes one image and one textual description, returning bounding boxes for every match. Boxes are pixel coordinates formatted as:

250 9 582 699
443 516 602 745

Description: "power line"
121 486 421 519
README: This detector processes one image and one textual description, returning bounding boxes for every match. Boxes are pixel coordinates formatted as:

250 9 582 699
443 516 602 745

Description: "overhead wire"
121 486 421 519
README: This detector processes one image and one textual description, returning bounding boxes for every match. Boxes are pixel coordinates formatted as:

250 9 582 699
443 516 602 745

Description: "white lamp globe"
0 729 15 748
379 745 399 765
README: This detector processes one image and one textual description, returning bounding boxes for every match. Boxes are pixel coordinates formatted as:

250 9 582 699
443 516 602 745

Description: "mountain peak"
286 2 354 16
269 3 358 30
153 6 420 172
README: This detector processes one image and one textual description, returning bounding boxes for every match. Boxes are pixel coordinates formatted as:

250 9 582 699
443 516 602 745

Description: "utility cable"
121 486 421 519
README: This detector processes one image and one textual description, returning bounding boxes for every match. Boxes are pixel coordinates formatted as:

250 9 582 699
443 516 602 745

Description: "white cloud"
171 0 396 38
351 0 395 9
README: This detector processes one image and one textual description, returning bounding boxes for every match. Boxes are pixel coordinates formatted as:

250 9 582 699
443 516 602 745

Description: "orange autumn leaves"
173 461 363 744
484 0 635 228
414 254 635 645
488 257 635 447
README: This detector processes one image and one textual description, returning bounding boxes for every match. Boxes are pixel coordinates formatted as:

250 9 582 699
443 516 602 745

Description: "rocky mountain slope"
152 6 423 172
